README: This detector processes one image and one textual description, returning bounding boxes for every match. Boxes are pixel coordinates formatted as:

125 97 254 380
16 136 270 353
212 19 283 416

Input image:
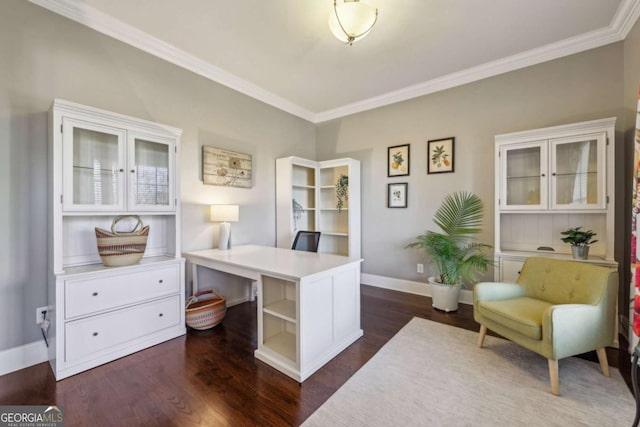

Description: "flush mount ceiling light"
329 0 378 45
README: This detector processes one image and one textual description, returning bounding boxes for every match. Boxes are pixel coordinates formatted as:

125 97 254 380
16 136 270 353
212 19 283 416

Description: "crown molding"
29 0 640 124
611 0 640 38
28 0 316 122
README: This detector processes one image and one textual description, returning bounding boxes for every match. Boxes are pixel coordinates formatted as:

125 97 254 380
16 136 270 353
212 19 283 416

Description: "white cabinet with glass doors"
62 116 175 213
48 100 185 380
498 131 607 211
494 118 616 282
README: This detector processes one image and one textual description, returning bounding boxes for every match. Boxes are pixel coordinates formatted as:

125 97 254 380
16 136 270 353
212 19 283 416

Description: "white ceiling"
31 0 640 122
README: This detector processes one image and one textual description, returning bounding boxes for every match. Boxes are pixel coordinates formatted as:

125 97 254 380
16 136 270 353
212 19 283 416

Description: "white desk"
184 245 363 382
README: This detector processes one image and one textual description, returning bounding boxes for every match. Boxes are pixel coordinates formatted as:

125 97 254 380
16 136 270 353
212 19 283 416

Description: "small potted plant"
336 174 348 213
406 191 492 312
560 227 598 260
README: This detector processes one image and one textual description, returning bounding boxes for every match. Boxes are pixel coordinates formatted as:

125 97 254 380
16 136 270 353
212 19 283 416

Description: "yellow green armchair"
473 257 618 395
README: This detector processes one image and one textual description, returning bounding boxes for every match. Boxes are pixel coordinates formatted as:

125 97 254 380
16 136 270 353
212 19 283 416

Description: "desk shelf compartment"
261 276 298 364
262 313 297 364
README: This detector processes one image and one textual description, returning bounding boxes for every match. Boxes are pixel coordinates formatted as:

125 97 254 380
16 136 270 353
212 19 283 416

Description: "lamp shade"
329 0 378 44
210 205 239 222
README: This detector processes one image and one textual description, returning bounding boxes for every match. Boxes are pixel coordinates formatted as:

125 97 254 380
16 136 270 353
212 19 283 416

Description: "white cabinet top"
495 117 615 144
53 99 182 137
184 245 362 281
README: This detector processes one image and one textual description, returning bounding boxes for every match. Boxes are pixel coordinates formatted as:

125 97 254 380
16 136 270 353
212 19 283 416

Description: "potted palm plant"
406 191 492 312
560 227 597 260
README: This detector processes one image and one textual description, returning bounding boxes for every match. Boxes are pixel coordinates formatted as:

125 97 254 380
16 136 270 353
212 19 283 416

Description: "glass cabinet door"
550 133 606 210
127 133 174 211
500 141 548 210
62 118 126 211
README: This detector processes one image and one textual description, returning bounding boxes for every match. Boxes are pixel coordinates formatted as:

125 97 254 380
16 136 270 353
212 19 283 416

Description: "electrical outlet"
417 263 424 274
36 306 48 324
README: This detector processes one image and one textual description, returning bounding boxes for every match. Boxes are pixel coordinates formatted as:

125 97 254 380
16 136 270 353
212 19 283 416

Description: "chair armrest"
543 304 613 359
474 282 526 303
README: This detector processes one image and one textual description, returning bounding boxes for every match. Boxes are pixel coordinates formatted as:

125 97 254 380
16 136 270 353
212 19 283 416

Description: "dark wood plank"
0 285 629 426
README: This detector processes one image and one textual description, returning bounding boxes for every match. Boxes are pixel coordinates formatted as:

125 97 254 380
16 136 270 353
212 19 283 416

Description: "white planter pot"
428 277 461 312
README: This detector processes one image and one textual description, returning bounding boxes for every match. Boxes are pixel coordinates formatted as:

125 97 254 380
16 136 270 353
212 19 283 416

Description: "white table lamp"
210 204 239 250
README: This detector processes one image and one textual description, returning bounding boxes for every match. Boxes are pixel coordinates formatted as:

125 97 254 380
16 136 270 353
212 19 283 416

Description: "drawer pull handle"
92 332 99 337
92 292 98 296
159 313 164 317
158 280 163 284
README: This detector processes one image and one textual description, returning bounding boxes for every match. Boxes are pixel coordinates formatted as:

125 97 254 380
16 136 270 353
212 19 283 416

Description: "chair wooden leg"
477 324 487 348
596 348 610 377
548 359 559 396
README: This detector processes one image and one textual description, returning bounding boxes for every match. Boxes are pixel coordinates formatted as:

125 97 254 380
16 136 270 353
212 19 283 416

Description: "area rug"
303 317 636 426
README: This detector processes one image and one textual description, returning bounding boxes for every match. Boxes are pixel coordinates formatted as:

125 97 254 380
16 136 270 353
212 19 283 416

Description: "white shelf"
497 250 615 264
60 256 179 278
320 231 348 237
263 299 296 323
62 211 177 217
277 156 360 258
320 208 349 214
264 331 296 363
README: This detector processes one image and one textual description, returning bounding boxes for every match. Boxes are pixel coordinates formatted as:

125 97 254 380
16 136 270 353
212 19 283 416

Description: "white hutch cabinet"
48 100 185 380
494 118 616 282
276 156 361 258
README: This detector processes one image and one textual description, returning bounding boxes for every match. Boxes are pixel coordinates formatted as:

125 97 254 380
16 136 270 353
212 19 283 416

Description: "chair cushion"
478 297 552 340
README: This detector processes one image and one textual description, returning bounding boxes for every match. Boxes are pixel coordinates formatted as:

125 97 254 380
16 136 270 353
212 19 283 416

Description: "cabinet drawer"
65 264 180 319
65 295 180 363
501 259 524 283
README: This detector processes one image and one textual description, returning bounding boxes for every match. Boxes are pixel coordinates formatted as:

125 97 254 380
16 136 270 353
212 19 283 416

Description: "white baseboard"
0 340 49 377
361 273 473 305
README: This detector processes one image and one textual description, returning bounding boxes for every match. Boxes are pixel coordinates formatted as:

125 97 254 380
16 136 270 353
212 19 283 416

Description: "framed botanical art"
388 183 408 208
388 144 410 177
428 137 455 174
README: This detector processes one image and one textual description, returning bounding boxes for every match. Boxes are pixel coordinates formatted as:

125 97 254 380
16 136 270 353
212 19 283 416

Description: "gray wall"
316 44 624 285
0 1 315 351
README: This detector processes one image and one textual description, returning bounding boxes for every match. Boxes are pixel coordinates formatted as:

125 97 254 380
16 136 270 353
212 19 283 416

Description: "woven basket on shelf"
95 215 149 267
185 290 227 330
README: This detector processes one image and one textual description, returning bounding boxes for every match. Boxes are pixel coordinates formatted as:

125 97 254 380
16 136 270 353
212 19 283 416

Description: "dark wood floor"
0 285 632 426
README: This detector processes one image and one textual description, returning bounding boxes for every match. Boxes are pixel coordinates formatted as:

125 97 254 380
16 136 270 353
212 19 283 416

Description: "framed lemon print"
428 137 455 174
387 144 410 177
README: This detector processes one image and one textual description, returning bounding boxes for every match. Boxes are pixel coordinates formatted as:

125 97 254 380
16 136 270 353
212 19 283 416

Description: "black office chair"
291 231 321 253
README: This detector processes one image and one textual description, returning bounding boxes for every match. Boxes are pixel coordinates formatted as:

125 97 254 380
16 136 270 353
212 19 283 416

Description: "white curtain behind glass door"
571 141 590 204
